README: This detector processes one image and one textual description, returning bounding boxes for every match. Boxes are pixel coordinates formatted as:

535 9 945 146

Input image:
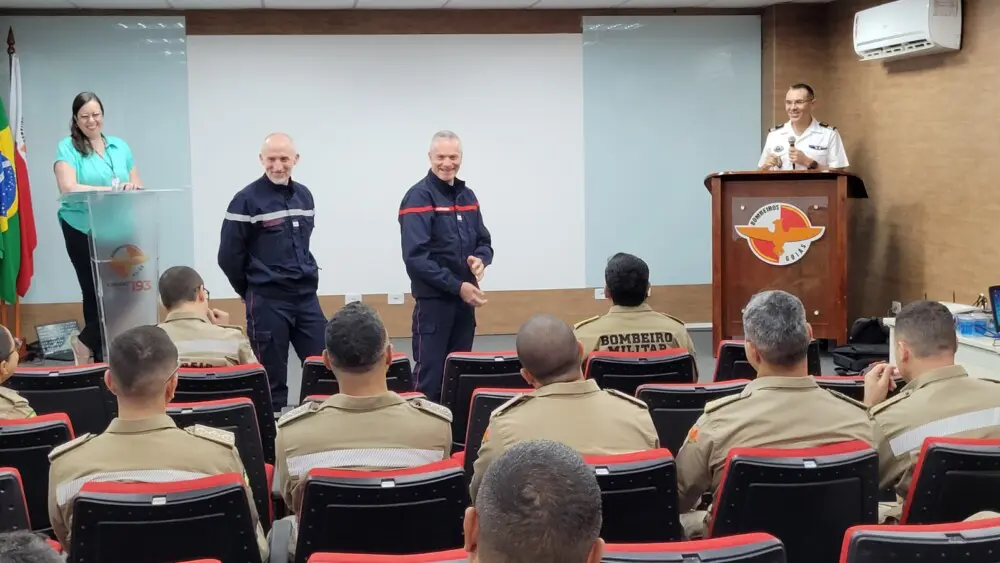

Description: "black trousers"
412 297 476 402
60 219 103 362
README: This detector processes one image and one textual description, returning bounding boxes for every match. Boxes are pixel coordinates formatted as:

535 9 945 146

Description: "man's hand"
862 362 898 407
764 154 782 169
789 147 814 168
467 256 485 282
208 308 231 326
460 282 487 308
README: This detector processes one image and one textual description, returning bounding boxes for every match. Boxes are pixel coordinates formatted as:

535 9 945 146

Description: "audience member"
0 324 33 419
0 531 62 563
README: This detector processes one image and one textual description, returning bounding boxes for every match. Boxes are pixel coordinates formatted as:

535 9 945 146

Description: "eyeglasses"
78 112 103 122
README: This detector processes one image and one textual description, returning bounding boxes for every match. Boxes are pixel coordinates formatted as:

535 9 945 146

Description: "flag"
9 52 36 298
0 93 19 304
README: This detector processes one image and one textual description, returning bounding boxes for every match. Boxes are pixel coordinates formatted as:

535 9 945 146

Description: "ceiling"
0 0 833 9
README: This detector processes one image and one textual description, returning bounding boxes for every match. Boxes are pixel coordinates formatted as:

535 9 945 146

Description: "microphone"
788 137 796 169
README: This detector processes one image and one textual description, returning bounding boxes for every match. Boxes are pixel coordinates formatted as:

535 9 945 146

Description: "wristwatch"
807 160 819 170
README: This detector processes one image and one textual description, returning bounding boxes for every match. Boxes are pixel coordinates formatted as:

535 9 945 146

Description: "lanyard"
96 138 119 188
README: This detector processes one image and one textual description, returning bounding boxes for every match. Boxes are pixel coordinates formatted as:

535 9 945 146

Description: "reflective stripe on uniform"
224 208 315 224
174 339 241 355
888 406 1000 457
56 469 211 506
286 448 445 478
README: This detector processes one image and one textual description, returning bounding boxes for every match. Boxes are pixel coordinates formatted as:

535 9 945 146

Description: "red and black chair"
714 340 821 382
299 353 414 403
0 467 30 533
440 351 528 452
636 380 750 456
8 363 115 436
0 413 74 532
709 440 879 563
453 388 522 479
584 350 697 396
901 437 1000 524
307 551 466 563
174 364 277 464
813 375 904 402
68 473 261 563
603 533 786 562
841 518 1000 563
583 449 682 543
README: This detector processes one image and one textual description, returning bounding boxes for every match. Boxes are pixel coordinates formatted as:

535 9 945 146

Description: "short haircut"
0 531 63 563
788 83 815 99
158 266 204 309
895 300 958 358
515 315 580 383
108 326 179 398
324 302 386 374
429 130 462 152
605 252 649 307
742 290 810 368
476 440 602 563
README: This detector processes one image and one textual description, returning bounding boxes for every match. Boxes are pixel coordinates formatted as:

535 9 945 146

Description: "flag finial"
7 27 14 57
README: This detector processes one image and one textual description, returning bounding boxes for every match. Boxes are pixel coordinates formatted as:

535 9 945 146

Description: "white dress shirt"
758 118 849 170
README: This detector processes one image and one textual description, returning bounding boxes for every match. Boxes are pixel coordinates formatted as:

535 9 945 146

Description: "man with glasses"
156 266 257 368
758 83 849 171
46 326 269 560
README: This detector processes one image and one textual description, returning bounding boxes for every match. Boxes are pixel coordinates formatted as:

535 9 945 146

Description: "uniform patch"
705 393 743 413
573 315 600 330
186 424 236 447
605 388 649 408
276 401 319 427
687 425 700 443
409 398 454 423
870 390 913 415
491 393 530 417
825 389 869 409
48 433 95 461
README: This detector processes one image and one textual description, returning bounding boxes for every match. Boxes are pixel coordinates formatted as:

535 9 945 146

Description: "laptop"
989 286 1000 335
35 320 80 362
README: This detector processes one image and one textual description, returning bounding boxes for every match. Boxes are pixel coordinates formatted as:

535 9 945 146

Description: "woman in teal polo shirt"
52 92 142 364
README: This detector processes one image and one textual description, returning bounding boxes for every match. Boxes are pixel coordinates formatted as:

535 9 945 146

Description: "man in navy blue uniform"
218 132 325 411
399 131 493 402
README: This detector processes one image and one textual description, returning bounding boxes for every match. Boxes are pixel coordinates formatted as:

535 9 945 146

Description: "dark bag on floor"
831 317 889 373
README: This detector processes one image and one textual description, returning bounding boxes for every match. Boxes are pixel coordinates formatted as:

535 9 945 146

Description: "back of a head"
515 315 580 384
324 302 387 374
476 440 602 563
605 253 649 307
108 325 179 399
0 531 63 563
158 266 204 310
895 300 957 358
742 290 810 368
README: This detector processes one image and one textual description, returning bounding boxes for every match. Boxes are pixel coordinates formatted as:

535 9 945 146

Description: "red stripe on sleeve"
399 206 434 216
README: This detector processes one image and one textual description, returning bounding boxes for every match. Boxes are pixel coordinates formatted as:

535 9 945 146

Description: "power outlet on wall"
388 294 405 305
594 288 605 300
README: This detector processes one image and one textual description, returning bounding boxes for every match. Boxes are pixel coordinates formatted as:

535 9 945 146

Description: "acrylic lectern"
703 171 868 355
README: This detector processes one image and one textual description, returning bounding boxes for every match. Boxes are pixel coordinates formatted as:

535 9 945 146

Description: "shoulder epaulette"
769 123 784 132
219 324 246 336
825 388 868 409
491 393 530 417
48 433 95 461
573 315 601 330
276 401 319 428
0 386 26 404
655 312 686 325
407 397 453 423
185 424 236 447
819 121 837 130
604 388 649 409
870 390 913 415
705 393 744 414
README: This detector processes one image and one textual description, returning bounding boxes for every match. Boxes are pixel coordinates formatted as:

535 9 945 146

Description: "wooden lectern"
703 170 868 355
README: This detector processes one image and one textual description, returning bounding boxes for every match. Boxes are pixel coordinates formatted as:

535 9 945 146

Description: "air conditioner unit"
853 0 962 62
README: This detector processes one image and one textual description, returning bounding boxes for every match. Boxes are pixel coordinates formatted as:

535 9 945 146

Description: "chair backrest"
7 364 115 436
463 388 523 478
902 437 1000 524
813 375 904 402
0 467 30 533
440 352 527 450
299 353 414 403
0 413 74 531
713 340 821 382
307 550 467 563
841 518 1000 563
636 380 750 456
710 440 879 563
584 350 696 396
166 397 270 527
296 459 467 562
174 364 276 464
603 533 786 562
583 449 682 543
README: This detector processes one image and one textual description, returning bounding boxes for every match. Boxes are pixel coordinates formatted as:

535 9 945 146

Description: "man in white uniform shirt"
758 83 849 171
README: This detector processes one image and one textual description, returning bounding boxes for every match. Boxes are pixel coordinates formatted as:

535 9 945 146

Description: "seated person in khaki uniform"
574 253 696 357
675 290 879 538
470 314 659 502
863 300 1000 523
156 266 257 368
464 440 605 563
0 324 34 419
46 326 268 561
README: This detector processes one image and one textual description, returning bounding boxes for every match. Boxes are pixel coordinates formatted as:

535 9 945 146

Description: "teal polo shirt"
54 135 134 234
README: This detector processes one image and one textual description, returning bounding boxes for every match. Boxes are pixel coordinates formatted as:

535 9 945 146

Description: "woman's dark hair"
70 92 104 156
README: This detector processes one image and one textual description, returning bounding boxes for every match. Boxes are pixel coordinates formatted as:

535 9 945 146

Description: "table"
884 317 1000 380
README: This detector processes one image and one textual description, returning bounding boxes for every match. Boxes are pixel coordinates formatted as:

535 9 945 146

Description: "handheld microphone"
788 138 796 169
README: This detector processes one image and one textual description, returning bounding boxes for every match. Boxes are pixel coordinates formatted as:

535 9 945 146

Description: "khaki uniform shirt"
470 379 659 502
0 386 34 419
275 392 453 514
574 304 697 356
157 310 257 368
675 375 879 512
47 415 268 561
871 365 1000 498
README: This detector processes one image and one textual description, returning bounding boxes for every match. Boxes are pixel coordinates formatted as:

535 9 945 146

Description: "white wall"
187 34 586 299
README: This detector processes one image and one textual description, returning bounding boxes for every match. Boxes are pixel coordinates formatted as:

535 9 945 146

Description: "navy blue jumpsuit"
219 174 326 411
399 170 494 402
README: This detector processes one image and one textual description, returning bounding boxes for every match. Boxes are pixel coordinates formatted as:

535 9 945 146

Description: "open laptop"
35 320 80 362
989 286 1000 335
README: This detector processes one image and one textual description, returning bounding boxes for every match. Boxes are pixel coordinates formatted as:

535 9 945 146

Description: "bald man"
219 133 325 411
469 315 659 502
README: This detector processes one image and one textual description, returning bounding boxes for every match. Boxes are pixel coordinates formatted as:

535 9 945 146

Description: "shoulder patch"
825 388 868 409
870 389 912 415
408 397 453 423
605 388 649 408
819 121 837 130
276 401 319 428
48 433 95 461
185 424 236 448
573 315 601 330
705 393 744 414
492 393 530 417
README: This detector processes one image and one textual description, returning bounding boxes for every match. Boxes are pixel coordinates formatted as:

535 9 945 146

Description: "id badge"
111 177 121 190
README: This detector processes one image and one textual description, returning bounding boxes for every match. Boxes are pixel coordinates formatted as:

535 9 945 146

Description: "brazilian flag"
0 99 21 305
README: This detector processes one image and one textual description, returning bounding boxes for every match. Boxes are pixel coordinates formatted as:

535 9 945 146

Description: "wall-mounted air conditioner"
854 0 962 62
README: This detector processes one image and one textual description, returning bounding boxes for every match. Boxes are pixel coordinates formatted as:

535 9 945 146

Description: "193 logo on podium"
734 203 825 266
108 244 153 292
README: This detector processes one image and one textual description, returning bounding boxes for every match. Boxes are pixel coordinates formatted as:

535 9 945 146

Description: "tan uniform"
157 310 257 368
675 375 879 513
470 379 659 502
574 304 697 356
0 386 34 419
47 415 268 561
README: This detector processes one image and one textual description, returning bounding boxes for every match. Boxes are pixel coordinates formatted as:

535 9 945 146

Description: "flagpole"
6 27 18 342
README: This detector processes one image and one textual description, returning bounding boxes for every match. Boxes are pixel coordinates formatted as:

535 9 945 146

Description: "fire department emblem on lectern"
735 203 825 266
